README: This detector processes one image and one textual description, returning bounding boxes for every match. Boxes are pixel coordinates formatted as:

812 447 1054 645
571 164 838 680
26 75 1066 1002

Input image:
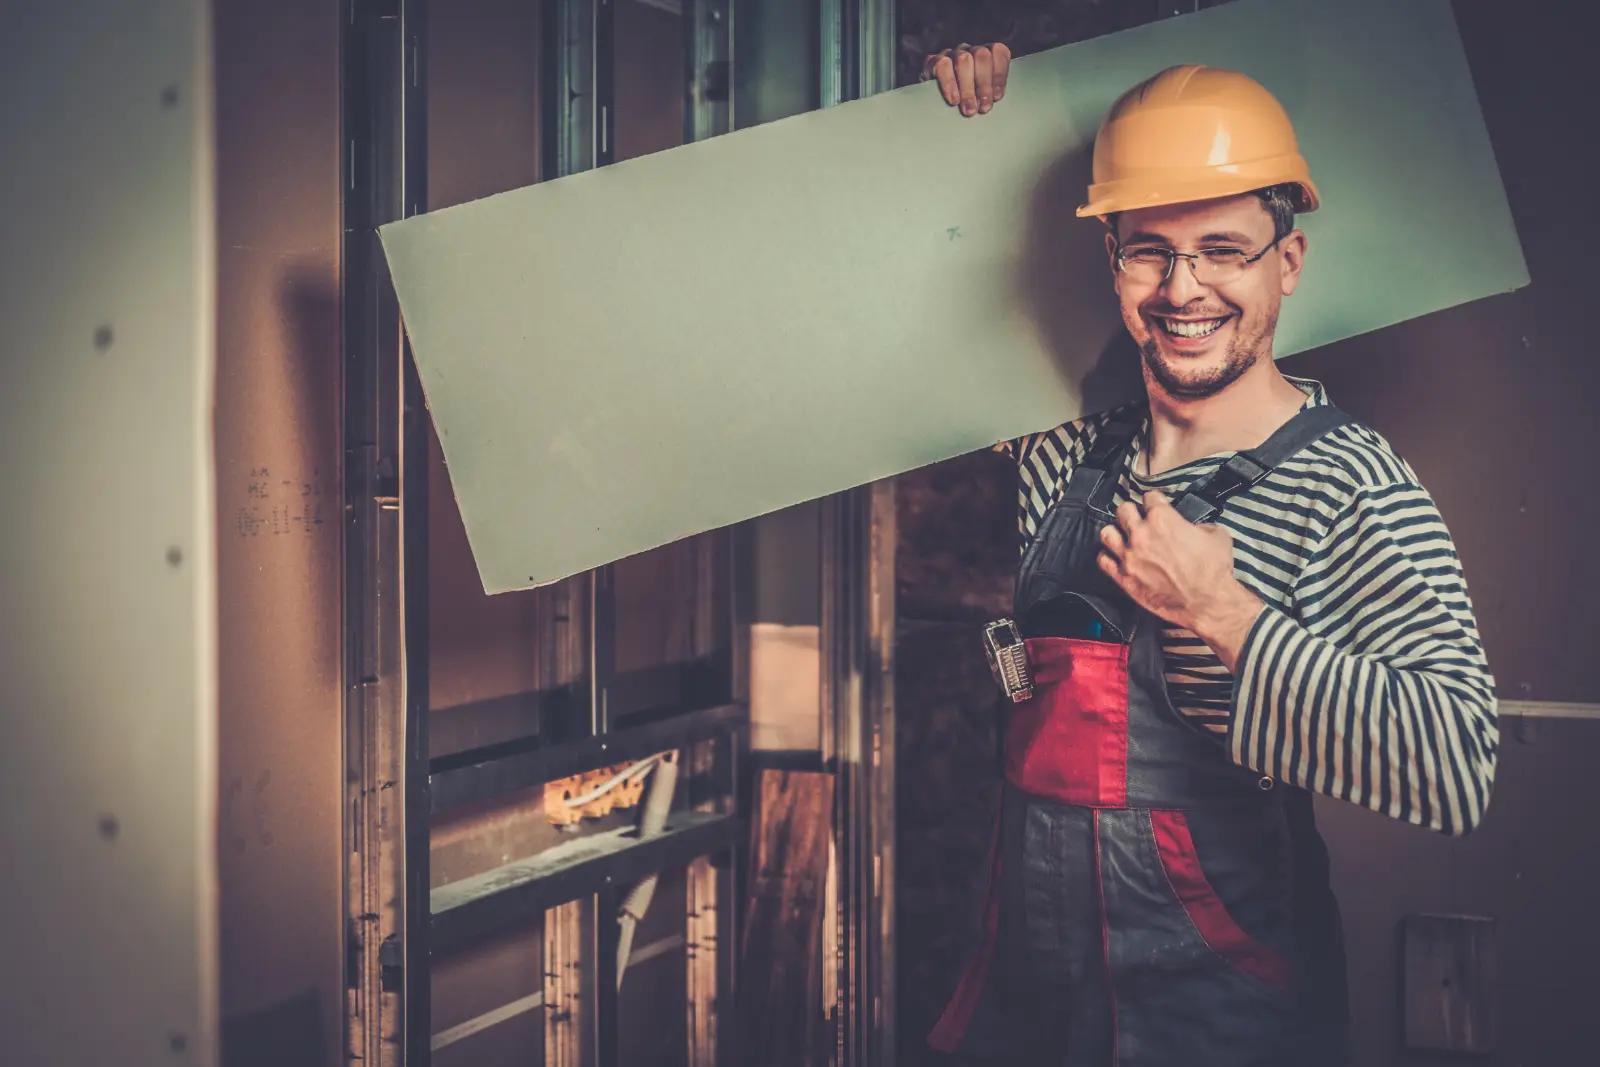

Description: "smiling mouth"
1156 315 1230 340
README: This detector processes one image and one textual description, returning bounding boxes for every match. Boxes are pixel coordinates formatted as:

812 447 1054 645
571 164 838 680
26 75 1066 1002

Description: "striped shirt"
992 375 1498 835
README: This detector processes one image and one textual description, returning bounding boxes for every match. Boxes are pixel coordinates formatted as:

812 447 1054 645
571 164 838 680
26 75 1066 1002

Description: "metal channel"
430 811 742 951
426 931 687 1054
398 7 432 1053
856 17 896 1061
685 0 733 142
863 477 896 1066
538 9 619 1067
819 7 896 1064
545 0 596 177
341 0 427 1064
1499 701 1600 720
818 0 849 109
399 6 749 1063
430 702 745 815
595 880 621 1067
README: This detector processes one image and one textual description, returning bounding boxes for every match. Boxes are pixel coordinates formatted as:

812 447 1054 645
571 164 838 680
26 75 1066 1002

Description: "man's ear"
1279 228 1308 297
1104 230 1120 289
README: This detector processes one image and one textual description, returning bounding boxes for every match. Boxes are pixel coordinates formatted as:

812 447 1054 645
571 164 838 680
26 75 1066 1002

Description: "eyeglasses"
1114 237 1282 286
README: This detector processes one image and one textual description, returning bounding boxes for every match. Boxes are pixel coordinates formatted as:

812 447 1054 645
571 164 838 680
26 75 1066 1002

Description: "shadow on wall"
222 987 324 1067
217 258 341 1067
1017 137 1146 417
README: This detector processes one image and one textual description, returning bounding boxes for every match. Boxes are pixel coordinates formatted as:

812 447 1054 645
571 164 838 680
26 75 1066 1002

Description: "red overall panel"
1004 638 1130 807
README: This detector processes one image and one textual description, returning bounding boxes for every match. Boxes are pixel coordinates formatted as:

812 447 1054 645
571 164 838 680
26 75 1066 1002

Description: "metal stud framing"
819 8 898 1065
686 0 733 142
343 1 744 1063
341 0 428 1064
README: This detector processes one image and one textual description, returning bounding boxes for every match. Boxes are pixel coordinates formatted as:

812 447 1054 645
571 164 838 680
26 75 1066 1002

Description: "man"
920 52 1499 1066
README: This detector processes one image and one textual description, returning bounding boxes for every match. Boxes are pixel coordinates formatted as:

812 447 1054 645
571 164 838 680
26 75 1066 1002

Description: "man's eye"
1125 248 1171 264
1200 248 1248 261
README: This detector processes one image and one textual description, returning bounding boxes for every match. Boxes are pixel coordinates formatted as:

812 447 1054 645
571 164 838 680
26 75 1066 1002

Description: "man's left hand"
1097 491 1265 669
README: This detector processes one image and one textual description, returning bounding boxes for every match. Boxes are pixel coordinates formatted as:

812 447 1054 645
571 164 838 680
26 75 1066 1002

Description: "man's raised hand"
920 43 1011 117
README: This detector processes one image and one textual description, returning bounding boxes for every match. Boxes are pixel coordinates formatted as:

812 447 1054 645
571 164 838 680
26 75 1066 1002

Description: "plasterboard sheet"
380 0 1526 593
1 2 217 1062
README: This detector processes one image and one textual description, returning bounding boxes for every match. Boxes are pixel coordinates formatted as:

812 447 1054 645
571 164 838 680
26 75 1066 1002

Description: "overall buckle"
982 617 1033 703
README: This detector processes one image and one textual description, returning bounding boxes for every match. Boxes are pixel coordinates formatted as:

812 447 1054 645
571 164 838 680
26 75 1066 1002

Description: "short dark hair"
1253 182 1300 242
1107 181 1302 242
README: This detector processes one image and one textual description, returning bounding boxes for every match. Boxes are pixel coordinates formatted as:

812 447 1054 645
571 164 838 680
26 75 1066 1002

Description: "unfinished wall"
1289 0 1597 705
426 0 546 715
894 1 1598 1064
1 3 219 1064
1289 1 1600 1061
423 5 549 1063
425 6 721 1064
212 2 344 1065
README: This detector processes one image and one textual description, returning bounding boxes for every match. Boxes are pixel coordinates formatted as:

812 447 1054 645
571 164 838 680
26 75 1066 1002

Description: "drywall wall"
0 3 219 1063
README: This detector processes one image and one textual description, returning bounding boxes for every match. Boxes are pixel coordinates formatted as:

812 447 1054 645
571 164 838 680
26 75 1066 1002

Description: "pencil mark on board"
236 465 329 538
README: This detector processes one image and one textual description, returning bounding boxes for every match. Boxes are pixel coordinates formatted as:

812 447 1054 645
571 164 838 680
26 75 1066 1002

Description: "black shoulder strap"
1171 405 1354 523
1061 409 1143 510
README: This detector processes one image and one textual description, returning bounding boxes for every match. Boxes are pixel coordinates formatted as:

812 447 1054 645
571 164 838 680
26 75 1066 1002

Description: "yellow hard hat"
1076 64 1320 221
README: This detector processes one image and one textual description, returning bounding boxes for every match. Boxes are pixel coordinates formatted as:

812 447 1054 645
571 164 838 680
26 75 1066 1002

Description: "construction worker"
919 50 1499 1065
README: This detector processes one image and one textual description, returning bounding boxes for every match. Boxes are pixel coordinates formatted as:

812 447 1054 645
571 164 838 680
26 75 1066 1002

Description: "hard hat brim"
1076 158 1320 223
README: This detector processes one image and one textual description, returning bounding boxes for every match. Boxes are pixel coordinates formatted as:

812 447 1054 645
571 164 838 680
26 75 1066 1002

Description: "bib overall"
929 406 1354 1066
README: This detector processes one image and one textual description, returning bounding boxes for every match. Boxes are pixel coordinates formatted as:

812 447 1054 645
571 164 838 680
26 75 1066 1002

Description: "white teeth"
1161 317 1225 338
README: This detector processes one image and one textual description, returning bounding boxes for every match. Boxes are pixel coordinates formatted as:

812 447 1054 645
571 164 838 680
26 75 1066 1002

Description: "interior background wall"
423 8 549 1063
212 2 344 1065
892 1 1599 1064
426 0 546 714
1 3 219 1064
425 6 712 1065
1290 2 1600 1062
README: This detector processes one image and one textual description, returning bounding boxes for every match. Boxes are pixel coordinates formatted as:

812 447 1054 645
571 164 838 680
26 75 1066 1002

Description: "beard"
1137 308 1277 400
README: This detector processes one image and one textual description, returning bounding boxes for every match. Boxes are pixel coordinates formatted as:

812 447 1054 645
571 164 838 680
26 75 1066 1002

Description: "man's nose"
1161 255 1205 305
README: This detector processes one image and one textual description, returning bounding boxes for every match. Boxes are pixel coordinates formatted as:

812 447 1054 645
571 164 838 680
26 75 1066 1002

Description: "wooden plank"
686 736 721 1066
686 853 719 1067
544 898 593 1067
1403 914 1497 1054
738 770 834 1067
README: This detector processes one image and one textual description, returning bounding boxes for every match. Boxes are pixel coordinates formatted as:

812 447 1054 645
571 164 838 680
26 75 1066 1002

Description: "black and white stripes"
993 376 1498 835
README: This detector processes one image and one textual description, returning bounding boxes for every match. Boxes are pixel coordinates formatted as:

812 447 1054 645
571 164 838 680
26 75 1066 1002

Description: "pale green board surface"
381 0 1527 594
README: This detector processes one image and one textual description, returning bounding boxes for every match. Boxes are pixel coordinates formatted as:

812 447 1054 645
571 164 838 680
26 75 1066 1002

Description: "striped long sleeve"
1228 480 1499 836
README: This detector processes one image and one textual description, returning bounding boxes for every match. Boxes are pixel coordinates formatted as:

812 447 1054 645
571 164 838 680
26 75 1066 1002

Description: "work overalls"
930 405 1354 1066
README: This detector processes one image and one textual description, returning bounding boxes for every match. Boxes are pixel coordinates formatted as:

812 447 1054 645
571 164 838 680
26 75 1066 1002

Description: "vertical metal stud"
819 8 897 1064
342 0 427 1063
685 0 733 143
595 0 616 168
595 882 621 1067
818 0 848 109
539 8 618 1066
399 2 432 1059
864 477 896 1066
